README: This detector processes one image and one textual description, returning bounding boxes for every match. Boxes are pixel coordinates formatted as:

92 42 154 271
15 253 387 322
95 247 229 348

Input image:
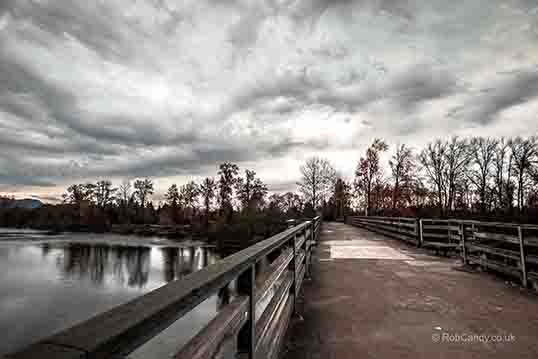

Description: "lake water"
0 228 223 357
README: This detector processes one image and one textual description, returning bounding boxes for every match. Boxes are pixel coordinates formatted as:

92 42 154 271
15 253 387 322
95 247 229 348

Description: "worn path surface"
283 222 538 359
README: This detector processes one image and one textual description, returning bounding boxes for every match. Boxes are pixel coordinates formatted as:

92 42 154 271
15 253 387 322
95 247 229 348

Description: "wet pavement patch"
330 245 413 260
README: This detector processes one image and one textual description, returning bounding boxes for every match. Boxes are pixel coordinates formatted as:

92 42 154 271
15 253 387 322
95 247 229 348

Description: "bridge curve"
282 221 538 359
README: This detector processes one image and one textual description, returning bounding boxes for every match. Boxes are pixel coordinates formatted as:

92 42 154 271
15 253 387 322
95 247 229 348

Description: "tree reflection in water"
42 243 218 289
160 246 218 282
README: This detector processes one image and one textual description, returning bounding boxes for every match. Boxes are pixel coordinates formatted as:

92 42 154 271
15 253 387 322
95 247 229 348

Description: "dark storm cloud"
312 65 459 114
6 1 139 62
0 56 198 148
231 63 458 121
452 68 538 124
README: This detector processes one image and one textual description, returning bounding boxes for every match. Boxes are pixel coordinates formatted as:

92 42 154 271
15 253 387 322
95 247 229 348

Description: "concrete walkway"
282 222 538 359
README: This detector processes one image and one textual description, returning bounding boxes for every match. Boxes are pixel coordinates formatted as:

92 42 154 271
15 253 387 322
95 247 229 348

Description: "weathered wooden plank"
422 232 450 239
518 226 528 287
295 234 307 251
422 225 452 230
422 242 459 249
256 249 293 302
267 296 294 359
176 249 296 359
467 256 522 277
175 296 248 359
295 265 306 296
255 273 293 349
474 231 519 244
466 244 520 260
256 294 293 359
522 236 538 247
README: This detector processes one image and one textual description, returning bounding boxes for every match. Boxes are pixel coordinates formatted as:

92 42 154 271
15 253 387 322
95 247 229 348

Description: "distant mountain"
0 198 44 209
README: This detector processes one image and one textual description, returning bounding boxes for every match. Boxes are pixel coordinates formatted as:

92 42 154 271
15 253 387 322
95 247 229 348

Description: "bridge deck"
283 222 538 359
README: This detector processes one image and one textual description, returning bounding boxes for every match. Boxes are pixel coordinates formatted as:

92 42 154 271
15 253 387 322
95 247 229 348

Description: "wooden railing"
347 216 538 289
348 216 419 245
6 216 322 359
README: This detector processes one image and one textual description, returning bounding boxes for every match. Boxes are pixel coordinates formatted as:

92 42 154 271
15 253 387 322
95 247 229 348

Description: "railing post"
418 219 424 247
305 225 312 280
460 221 467 265
518 226 528 287
237 265 256 359
311 219 315 246
290 232 298 315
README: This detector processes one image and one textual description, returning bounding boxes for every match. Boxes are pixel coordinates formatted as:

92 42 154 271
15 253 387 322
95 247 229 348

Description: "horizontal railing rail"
7 216 322 359
347 216 418 245
348 216 538 290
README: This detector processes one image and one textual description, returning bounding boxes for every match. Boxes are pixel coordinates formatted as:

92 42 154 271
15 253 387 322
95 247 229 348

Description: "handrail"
348 215 538 290
7 216 322 359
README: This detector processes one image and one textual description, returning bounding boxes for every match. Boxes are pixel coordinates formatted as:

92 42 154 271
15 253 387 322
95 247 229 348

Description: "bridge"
6 216 538 358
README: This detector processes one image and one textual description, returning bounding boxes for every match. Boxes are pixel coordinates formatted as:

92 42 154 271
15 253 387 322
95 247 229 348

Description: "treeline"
0 163 313 238
326 135 538 223
2 135 537 233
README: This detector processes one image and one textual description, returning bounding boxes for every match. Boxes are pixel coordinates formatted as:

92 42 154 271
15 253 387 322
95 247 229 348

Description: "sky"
1 0 537 203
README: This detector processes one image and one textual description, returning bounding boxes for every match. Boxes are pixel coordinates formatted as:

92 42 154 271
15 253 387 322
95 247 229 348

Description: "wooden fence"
347 216 538 289
6 216 322 359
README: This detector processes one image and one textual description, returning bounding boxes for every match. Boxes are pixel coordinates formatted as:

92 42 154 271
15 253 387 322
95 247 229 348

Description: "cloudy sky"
1 0 537 202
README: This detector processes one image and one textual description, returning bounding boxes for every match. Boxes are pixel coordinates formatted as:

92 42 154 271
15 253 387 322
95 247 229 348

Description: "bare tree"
298 157 337 211
118 179 132 207
418 140 447 211
165 184 180 208
62 183 95 206
389 144 414 210
469 137 497 213
444 137 471 212
200 177 217 224
180 181 200 214
134 179 154 208
510 136 538 210
493 138 509 209
94 180 117 209
218 162 239 219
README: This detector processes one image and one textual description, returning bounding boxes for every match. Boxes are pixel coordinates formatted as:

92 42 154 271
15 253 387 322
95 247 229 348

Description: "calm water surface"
0 229 222 356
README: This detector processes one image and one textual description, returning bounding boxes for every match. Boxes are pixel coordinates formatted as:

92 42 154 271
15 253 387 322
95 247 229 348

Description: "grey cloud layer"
0 0 537 194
